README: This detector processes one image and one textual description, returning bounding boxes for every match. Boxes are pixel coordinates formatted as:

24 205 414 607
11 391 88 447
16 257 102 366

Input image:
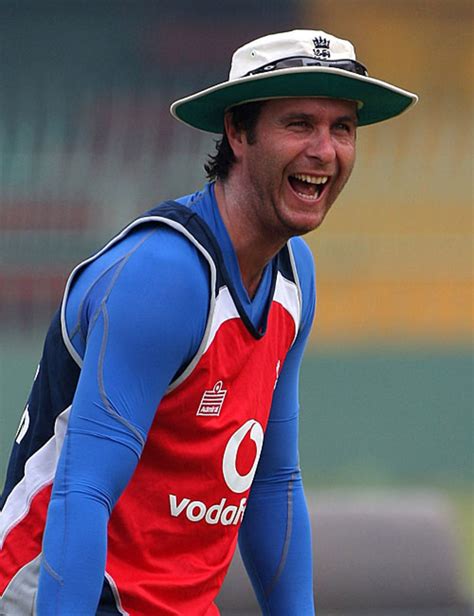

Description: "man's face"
233 97 357 240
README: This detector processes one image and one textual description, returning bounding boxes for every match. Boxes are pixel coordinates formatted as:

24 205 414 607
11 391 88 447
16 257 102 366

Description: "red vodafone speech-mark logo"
222 420 264 493
168 420 264 526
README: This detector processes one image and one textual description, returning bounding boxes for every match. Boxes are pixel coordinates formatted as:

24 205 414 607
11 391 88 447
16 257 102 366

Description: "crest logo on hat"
313 36 331 59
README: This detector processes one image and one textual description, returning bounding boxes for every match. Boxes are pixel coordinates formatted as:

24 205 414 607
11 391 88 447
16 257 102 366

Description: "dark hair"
204 101 264 181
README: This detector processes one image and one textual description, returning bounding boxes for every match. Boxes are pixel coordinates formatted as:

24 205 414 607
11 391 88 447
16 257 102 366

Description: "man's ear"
224 112 246 161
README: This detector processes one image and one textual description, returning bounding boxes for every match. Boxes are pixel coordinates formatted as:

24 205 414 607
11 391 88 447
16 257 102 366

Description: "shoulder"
288 236 315 279
80 221 212 292
65 217 214 364
68 221 213 325
287 237 316 338
288 236 316 299
119 222 211 279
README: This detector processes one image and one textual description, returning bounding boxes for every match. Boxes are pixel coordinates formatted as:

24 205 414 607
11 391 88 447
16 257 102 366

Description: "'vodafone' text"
169 494 247 526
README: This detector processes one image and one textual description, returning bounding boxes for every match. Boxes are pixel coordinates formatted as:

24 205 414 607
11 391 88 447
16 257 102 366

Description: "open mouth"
288 173 329 201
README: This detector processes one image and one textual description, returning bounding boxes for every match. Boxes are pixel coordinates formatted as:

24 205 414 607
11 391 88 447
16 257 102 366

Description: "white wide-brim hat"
170 29 418 133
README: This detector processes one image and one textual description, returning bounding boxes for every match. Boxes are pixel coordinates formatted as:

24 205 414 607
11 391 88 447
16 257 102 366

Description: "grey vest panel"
0 555 40 615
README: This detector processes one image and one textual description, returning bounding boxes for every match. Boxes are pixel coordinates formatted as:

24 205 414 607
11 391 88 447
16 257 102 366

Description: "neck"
214 180 285 298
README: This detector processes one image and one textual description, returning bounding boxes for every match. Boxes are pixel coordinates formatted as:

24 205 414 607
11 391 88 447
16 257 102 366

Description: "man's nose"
306 129 336 165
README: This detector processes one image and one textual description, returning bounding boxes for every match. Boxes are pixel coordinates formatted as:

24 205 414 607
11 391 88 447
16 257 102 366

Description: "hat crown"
229 29 356 80
170 28 418 133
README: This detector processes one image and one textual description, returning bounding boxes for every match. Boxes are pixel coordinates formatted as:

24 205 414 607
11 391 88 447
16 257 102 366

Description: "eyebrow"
336 114 359 126
279 112 358 126
279 112 314 123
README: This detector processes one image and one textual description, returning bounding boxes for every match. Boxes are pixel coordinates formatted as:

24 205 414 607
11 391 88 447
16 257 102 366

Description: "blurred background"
0 0 472 612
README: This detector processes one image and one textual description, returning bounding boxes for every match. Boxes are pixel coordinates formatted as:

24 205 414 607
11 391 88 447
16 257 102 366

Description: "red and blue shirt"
0 183 316 615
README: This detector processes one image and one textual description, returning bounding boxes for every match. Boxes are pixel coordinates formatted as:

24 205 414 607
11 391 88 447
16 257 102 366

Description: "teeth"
296 191 319 200
292 173 329 185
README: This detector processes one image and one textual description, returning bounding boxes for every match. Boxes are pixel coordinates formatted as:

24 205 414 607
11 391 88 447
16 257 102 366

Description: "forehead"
260 97 358 119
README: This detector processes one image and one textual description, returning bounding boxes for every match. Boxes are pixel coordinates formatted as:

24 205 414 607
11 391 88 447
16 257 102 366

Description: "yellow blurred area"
303 0 473 346
313 279 472 345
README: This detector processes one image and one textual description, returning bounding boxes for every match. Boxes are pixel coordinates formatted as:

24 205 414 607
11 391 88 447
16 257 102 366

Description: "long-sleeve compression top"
35 182 316 614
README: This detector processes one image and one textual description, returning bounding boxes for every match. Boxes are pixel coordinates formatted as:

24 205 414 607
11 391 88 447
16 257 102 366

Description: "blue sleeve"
36 227 210 614
238 237 316 615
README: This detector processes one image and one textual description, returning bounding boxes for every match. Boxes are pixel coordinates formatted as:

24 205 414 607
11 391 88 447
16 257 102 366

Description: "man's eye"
289 121 310 129
335 123 352 132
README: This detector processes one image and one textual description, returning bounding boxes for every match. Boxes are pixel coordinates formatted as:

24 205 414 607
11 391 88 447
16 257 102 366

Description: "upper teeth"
292 173 328 185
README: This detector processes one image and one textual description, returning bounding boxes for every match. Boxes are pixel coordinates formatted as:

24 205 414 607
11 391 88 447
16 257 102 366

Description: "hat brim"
170 67 418 133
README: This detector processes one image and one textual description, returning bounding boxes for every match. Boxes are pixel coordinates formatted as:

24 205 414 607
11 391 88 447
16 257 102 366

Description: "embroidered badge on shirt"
196 381 227 416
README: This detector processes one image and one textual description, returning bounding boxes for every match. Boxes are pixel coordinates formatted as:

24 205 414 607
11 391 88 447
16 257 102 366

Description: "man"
0 30 417 614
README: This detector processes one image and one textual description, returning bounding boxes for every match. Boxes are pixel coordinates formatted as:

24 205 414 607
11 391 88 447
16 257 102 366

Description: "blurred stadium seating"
0 0 472 335
217 490 472 615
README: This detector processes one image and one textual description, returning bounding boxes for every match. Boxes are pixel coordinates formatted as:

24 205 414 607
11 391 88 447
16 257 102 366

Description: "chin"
279 192 333 234
282 208 330 237
279 218 324 239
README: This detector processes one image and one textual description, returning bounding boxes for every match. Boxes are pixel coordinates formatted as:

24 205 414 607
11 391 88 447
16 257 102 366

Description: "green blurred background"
0 0 472 604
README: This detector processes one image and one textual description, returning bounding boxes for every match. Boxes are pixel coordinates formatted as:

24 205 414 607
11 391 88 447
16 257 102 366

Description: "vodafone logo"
223 419 264 493
170 494 247 526
168 419 264 526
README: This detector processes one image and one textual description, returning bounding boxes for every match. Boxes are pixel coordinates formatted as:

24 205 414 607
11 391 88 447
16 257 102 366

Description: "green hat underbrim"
170 67 418 133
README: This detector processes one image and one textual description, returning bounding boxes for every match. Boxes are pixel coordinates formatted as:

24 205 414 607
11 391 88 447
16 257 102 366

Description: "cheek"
339 143 356 177
249 147 284 185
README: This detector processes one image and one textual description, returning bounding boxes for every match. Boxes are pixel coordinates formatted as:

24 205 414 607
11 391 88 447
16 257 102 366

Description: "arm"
238 238 316 615
36 227 210 614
